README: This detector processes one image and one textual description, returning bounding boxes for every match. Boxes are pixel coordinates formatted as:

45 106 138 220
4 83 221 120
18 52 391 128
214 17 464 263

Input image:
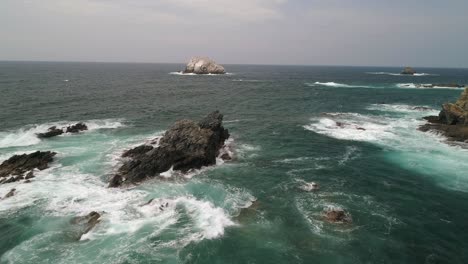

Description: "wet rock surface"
109 111 230 187
420 88 468 143
0 151 56 184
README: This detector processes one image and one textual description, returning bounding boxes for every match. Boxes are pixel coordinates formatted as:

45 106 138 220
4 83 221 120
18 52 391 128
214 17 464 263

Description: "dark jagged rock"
121 145 154 159
401 67 416 75
109 111 229 187
37 126 64 138
420 88 468 142
0 151 56 184
323 208 352 223
70 211 101 239
25 171 35 180
66 122 88 133
37 123 88 139
3 188 16 199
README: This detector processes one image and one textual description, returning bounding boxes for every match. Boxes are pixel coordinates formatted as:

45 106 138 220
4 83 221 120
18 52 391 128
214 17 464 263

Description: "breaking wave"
396 83 465 89
304 104 468 191
306 82 374 88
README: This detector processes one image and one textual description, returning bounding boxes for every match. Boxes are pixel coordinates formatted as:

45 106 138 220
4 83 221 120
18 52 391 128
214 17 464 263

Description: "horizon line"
0 59 467 70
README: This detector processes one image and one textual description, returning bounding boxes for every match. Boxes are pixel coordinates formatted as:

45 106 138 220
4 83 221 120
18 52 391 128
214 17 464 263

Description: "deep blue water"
0 62 467 263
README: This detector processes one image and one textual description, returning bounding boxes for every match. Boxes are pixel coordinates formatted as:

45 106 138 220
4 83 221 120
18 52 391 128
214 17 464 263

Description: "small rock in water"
323 207 352 223
65 122 88 133
37 126 64 138
70 211 101 239
301 182 319 192
3 188 16 199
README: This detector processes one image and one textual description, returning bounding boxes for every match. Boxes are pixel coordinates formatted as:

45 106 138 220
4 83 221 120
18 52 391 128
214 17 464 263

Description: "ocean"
0 62 467 263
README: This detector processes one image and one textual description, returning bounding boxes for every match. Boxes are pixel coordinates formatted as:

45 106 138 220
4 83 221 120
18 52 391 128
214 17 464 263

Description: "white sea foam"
304 104 468 191
396 83 465 89
307 82 373 88
0 119 125 149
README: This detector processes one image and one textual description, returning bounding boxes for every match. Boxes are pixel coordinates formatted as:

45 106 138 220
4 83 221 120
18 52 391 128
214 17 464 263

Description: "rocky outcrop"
0 151 56 184
70 211 101 240
37 126 64 138
420 88 468 142
401 67 416 75
323 208 352 223
183 57 225 74
37 123 88 139
66 122 88 133
109 111 230 187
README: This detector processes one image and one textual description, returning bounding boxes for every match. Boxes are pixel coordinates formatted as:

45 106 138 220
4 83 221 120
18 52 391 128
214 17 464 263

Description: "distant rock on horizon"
401 67 416 75
183 57 225 74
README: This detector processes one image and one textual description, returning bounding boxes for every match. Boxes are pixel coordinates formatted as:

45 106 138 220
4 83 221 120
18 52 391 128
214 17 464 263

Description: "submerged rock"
323 208 352 223
420 88 468 142
183 57 225 74
37 126 64 138
109 111 230 187
0 151 56 184
70 211 101 239
401 67 416 75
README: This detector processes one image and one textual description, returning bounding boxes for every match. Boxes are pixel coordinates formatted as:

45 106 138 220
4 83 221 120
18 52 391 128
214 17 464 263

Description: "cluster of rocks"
37 122 88 139
420 88 468 142
109 111 230 187
182 57 225 75
0 151 56 184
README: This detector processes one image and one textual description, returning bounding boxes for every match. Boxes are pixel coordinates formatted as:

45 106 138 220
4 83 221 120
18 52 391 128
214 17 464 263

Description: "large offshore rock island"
109 111 230 187
182 57 226 74
420 88 468 142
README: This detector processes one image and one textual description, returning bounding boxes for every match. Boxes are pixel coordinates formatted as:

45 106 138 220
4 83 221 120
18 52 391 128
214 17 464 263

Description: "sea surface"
0 62 467 264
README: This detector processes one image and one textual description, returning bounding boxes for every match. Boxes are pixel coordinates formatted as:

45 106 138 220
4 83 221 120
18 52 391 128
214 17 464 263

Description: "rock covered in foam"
183 57 225 74
0 151 56 184
323 207 352 223
401 67 416 75
109 111 230 187
420 88 468 142
70 211 101 240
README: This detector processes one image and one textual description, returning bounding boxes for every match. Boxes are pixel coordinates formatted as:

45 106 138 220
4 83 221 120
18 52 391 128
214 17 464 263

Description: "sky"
1 0 468 67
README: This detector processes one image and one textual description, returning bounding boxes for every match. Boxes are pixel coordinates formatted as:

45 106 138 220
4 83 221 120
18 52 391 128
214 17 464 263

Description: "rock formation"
183 57 225 74
0 151 56 184
420 88 468 142
401 67 416 75
37 123 88 139
109 111 230 187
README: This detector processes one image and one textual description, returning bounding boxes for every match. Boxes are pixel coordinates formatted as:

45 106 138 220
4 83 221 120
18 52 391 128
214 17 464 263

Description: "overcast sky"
1 0 468 67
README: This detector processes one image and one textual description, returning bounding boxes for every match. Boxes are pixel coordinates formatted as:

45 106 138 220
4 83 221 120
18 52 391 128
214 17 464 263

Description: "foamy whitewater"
1 62 468 263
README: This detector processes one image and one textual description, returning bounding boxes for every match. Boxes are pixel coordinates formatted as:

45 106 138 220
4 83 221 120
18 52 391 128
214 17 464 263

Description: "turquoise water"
0 62 468 263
